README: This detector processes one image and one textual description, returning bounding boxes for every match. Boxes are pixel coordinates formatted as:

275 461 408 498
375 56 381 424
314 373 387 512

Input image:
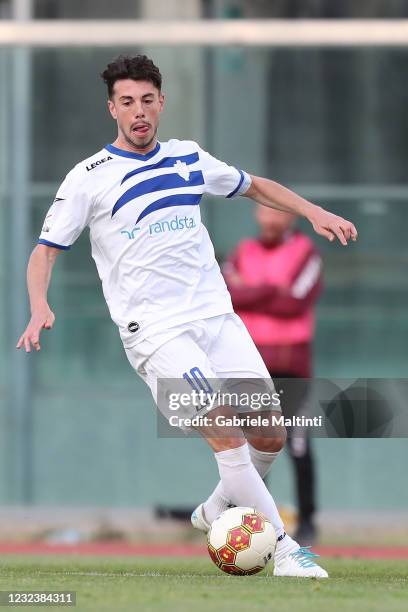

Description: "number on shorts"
183 367 213 393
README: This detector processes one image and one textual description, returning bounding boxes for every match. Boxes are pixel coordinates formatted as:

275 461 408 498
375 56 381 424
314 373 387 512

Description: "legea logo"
121 214 196 239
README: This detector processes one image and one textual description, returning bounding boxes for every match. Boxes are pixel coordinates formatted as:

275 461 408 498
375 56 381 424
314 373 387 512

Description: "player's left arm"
244 175 358 246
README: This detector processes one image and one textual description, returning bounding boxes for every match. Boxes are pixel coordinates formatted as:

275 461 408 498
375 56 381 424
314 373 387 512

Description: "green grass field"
0 556 407 612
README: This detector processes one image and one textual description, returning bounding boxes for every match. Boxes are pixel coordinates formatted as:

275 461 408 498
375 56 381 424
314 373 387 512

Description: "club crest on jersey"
173 160 190 181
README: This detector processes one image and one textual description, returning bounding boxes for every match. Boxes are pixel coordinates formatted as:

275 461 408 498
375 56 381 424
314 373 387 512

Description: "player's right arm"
16 245 60 352
16 165 93 352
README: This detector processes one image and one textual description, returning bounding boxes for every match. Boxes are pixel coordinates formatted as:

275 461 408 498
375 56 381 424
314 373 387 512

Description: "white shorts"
125 313 280 425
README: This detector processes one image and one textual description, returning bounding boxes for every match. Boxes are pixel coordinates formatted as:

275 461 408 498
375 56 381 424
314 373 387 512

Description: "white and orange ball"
207 507 276 575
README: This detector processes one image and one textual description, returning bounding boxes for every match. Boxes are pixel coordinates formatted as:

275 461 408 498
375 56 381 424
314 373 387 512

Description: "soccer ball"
207 507 276 575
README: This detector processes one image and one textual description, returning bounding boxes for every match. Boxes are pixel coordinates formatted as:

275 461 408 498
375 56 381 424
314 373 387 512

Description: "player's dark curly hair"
101 55 162 98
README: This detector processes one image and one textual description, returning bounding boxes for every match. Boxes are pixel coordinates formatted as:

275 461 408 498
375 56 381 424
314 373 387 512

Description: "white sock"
202 443 282 524
274 533 299 562
213 443 285 538
201 483 231 523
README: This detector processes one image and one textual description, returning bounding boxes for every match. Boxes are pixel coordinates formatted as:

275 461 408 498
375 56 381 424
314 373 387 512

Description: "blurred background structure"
0 1 407 539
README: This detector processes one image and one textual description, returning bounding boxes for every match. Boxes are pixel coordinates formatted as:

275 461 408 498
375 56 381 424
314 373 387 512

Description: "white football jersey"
39 139 251 347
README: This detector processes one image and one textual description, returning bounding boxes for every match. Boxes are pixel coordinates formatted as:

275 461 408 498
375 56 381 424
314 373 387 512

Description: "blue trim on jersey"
105 142 161 160
120 152 200 185
112 170 204 218
38 239 71 251
136 193 202 224
226 169 245 199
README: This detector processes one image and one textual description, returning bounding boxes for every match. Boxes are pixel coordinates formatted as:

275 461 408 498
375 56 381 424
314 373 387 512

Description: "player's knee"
250 427 287 453
206 436 247 454
214 437 246 453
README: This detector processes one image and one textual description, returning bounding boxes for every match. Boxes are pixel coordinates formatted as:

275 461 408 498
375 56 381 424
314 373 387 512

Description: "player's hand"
308 207 358 246
16 306 55 352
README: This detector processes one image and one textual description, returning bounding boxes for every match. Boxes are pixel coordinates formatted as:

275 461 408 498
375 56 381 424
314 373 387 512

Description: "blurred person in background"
224 204 323 545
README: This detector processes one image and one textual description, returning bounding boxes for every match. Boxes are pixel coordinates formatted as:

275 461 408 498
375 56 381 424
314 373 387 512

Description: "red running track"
0 541 408 559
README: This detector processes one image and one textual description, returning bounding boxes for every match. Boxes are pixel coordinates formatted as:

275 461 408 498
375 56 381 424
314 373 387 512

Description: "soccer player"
17 55 357 578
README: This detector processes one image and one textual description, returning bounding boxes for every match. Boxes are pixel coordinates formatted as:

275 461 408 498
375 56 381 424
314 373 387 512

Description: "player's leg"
126 324 284 540
194 406 327 578
126 320 327 577
193 314 328 578
193 404 286 541
197 314 286 525
198 410 285 526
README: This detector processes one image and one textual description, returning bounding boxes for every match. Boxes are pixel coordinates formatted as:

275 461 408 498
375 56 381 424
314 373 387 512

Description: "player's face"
256 205 296 244
108 79 164 153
